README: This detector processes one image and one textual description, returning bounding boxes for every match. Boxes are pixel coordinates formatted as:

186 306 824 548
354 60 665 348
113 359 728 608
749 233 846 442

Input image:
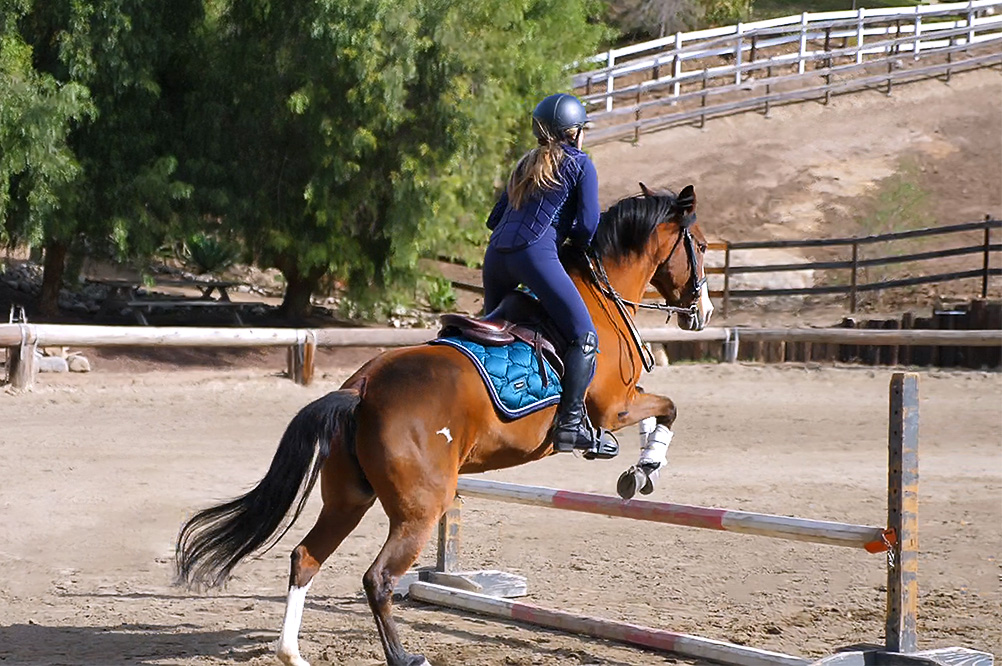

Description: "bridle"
583 206 706 372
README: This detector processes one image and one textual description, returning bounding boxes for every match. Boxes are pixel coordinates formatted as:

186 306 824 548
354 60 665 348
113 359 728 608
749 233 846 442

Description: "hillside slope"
589 68 1001 316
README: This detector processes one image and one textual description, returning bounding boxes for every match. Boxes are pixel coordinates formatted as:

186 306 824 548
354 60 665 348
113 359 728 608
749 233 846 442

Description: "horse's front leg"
602 389 678 500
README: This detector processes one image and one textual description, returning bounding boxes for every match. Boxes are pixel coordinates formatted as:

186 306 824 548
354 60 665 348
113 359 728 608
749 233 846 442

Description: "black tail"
175 389 360 588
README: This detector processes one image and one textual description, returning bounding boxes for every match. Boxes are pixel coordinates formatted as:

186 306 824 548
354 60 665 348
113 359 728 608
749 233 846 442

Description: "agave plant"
182 234 240 275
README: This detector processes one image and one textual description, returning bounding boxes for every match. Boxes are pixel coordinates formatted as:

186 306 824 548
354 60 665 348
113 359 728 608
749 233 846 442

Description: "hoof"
617 466 646 500
276 651 310 666
404 655 431 666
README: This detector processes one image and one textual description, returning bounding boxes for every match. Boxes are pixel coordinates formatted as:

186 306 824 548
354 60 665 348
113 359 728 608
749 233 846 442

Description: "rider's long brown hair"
506 123 578 210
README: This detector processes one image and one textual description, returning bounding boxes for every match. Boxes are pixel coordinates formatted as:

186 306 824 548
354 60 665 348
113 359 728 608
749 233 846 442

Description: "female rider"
482 93 616 459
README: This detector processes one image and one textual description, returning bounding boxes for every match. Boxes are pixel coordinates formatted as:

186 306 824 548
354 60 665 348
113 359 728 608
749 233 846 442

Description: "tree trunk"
278 263 325 321
38 239 68 317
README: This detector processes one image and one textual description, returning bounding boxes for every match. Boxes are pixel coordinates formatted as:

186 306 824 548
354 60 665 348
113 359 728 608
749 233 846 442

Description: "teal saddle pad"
431 336 561 419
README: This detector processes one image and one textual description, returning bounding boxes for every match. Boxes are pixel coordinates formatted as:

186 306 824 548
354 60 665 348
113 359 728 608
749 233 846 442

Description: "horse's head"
591 183 713 331
642 182 713 330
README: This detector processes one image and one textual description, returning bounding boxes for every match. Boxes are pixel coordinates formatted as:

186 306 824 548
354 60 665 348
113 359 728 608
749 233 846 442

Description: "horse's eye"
698 243 707 253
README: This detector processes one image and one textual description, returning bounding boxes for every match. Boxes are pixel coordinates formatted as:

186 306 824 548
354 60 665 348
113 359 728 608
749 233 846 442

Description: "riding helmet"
531 93 589 141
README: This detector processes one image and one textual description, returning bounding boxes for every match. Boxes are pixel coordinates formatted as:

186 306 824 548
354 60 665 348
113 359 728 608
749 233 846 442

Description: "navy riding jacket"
486 145 600 252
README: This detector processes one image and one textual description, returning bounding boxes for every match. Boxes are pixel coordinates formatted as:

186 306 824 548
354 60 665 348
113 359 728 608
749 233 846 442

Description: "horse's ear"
639 182 655 198
678 184 696 212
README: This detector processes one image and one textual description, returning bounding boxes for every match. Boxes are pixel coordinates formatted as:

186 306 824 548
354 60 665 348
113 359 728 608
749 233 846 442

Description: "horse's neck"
577 254 655 307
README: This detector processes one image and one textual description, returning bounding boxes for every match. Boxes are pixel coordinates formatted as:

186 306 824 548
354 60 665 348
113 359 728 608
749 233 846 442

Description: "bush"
425 277 457 313
181 234 240 275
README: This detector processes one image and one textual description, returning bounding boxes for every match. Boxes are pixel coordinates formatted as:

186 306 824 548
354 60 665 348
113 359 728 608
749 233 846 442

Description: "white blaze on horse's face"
690 244 713 330
694 280 714 330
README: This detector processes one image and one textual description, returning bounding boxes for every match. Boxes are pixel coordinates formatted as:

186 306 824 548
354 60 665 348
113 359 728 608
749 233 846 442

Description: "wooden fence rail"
570 0 1002 143
710 218 1000 315
4 323 1000 391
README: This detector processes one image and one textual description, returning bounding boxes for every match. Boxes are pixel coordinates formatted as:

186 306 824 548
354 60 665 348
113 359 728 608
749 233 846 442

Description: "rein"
583 211 704 374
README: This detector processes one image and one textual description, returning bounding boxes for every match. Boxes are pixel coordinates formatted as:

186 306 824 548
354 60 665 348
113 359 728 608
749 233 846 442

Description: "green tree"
191 0 606 319
3 0 201 314
0 0 92 262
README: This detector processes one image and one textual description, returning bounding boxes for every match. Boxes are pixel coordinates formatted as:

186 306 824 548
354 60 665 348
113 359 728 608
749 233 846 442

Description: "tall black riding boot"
551 332 619 459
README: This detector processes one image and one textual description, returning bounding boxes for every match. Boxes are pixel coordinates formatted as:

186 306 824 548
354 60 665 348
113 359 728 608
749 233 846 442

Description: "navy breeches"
482 229 596 346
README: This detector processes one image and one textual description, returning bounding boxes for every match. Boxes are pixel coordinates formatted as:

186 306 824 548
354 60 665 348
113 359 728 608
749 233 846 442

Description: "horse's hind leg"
357 461 455 666
277 453 376 666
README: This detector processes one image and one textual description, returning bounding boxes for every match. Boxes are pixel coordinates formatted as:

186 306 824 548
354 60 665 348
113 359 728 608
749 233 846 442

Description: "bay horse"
175 183 713 666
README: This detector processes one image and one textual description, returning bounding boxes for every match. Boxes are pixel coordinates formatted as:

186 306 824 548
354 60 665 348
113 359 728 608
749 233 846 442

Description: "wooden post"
606 49 615 112
856 9 866 65
750 35 758 64
966 0 975 53
945 37 953 82
982 218 991 298
634 87 642 144
700 68 709 128
886 59 894 95
735 23 744 85
671 54 681 105
798 12 808 75
824 27 833 105
723 242 732 317
850 241 859 313
8 337 37 391
286 332 317 385
437 498 462 573
764 66 772 117
886 373 919 653
672 32 682 98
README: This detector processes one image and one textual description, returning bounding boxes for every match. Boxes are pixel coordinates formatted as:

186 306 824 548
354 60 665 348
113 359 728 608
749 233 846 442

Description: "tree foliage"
3 0 607 319
612 0 751 39
0 0 92 248
2 0 202 312
189 0 607 318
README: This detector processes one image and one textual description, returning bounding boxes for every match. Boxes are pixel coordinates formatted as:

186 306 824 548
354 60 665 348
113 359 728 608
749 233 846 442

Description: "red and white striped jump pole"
410 582 810 666
454 477 891 552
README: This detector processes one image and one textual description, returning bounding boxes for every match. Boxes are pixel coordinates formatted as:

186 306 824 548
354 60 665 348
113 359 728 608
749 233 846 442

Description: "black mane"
590 190 679 260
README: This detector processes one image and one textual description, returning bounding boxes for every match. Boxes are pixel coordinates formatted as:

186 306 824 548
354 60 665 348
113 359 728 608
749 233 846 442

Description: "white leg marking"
697 282 714 329
436 427 453 443
277 580 312 666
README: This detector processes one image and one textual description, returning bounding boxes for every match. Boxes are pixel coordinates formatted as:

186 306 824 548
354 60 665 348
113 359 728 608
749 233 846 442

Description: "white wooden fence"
3 323 1000 390
571 0 1002 142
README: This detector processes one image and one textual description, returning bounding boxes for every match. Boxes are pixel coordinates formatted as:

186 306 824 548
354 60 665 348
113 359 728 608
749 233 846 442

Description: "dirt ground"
0 364 999 666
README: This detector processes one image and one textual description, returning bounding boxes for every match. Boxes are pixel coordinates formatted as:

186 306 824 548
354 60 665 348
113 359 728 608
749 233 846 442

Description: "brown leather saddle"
438 292 565 379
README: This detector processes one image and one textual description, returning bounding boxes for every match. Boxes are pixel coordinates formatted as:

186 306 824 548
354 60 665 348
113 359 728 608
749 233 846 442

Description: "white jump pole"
410 582 810 666
455 478 890 551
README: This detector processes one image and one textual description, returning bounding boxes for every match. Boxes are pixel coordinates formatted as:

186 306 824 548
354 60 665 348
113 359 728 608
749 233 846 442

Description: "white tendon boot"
616 417 674 500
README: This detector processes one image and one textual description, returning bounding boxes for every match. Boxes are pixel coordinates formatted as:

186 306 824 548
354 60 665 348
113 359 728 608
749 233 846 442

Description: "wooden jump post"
409 374 993 666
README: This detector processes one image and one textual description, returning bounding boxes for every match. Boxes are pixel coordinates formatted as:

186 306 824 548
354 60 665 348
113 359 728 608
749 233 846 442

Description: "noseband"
584 207 705 372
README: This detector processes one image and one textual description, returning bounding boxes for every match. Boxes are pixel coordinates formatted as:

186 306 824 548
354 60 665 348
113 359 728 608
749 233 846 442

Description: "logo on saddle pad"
430 336 562 419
